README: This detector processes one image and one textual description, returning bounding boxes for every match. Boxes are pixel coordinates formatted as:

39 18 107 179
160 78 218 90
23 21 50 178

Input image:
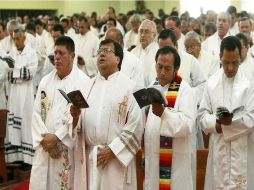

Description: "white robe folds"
5 45 38 164
240 54 254 80
123 30 139 50
197 69 254 190
30 66 89 190
74 31 100 77
144 80 196 190
81 72 143 190
131 41 159 86
121 49 144 88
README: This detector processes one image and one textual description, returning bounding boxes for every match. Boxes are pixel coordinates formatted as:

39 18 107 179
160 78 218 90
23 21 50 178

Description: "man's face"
13 32 25 50
139 22 155 49
54 45 74 78
36 25 43 35
106 8 115 19
106 20 115 29
61 21 68 33
204 29 215 39
158 38 175 49
165 20 180 39
97 43 119 78
78 20 88 35
184 37 201 58
239 20 252 37
221 48 241 78
47 20 55 33
156 53 176 86
216 14 230 38
131 21 141 33
52 31 63 42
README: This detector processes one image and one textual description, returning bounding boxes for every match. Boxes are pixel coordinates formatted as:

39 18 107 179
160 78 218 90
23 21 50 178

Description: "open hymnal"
0 56 15 68
216 106 244 118
133 87 166 108
58 89 89 108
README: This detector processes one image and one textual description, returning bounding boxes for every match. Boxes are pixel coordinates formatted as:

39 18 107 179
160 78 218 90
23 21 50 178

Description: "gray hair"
185 31 202 43
130 14 141 23
7 19 20 32
217 12 232 24
139 19 157 36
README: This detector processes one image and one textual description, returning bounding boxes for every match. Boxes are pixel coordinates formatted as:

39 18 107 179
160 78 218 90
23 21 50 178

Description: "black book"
216 106 244 118
58 89 89 108
133 87 166 108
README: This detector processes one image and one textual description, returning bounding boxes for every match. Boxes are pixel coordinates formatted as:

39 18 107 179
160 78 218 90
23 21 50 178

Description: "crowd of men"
0 4 254 190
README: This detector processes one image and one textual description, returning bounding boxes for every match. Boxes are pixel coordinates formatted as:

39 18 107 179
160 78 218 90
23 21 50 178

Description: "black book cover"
58 89 89 108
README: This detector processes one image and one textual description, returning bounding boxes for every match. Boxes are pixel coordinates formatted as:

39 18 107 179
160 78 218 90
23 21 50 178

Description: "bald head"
105 27 123 47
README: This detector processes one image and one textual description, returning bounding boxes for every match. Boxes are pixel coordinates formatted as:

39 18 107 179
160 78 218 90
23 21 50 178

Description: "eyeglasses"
97 48 115 55
139 29 154 35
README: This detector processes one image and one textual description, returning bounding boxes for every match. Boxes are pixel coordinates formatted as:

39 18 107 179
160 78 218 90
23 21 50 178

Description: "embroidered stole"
159 74 182 190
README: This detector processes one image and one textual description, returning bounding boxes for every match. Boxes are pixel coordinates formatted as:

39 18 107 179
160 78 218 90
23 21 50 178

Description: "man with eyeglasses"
30 36 89 190
144 46 196 190
198 36 254 189
74 16 100 78
131 19 159 86
184 31 220 78
73 39 143 190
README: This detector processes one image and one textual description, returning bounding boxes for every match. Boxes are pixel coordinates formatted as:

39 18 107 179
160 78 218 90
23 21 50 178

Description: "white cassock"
131 41 159 86
198 50 220 78
202 32 230 60
240 53 254 80
121 49 145 88
30 66 89 190
229 23 239 36
74 31 100 77
144 80 196 190
197 68 254 190
123 30 139 50
0 57 8 109
177 33 186 51
5 45 38 164
81 72 143 190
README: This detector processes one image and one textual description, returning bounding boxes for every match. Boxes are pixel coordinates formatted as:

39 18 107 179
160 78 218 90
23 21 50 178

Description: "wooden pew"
0 109 8 183
197 149 209 190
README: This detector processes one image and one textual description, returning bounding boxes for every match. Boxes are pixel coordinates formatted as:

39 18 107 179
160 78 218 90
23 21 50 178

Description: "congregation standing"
0 4 254 190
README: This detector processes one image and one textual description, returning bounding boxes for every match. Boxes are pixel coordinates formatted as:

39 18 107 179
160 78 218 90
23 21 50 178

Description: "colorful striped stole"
159 74 182 190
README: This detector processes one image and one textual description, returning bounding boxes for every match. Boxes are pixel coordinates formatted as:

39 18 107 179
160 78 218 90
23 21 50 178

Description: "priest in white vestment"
78 39 143 190
5 28 38 164
30 36 89 190
184 31 220 78
144 46 196 190
105 27 144 88
74 16 99 78
202 12 232 60
131 19 159 86
197 36 254 190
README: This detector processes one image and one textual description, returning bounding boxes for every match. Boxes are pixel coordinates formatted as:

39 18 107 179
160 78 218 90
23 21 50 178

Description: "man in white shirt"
131 19 159 86
238 17 254 47
105 27 144 88
202 12 232 59
74 16 100 78
30 36 89 190
198 36 254 190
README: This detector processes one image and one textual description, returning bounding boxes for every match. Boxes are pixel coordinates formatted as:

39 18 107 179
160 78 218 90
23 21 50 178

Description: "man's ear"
71 52 75 59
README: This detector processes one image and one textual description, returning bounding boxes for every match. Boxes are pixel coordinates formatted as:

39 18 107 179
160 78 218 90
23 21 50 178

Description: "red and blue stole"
159 74 182 190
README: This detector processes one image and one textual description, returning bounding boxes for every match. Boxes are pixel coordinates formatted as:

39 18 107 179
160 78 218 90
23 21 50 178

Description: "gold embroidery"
118 96 128 123
234 175 247 190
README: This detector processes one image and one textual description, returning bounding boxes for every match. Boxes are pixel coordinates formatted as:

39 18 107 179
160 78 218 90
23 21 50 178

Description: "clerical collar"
17 46 25 53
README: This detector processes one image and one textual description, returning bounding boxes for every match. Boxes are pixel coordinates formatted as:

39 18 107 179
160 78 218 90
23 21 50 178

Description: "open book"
216 106 244 118
58 89 89 108
133 87 166 108
0 56 15 68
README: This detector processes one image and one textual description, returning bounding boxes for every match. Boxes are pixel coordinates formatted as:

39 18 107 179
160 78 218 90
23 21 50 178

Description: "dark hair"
53 24 64 35
205 22 217 33
26 22 36 32
154 18 162 26
61 18 69 25
235 33 249 47
108 6 116 14
155 46 181 71
0 22 6 31
167 16 181 27
99 39 123 70
220 36 242 59
227 5 237 15
34 19 44 26
55 36 75 53
158 29 177 46
239 17 252 26
107 18 117 27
